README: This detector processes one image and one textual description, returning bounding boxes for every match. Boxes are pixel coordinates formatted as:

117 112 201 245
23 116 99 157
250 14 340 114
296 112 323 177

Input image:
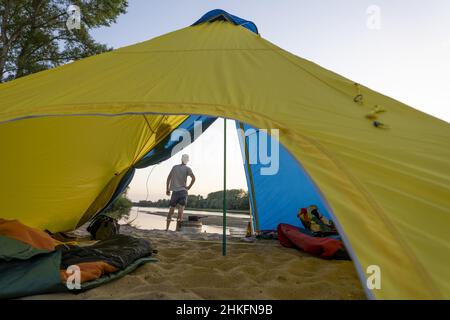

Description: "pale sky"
90 0 450 201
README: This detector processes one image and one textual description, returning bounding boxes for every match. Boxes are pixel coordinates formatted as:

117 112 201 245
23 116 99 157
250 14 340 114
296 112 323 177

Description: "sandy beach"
24 224 366 300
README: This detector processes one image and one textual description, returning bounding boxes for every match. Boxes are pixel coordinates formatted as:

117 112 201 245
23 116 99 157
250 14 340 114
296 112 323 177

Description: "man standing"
166 154 196 231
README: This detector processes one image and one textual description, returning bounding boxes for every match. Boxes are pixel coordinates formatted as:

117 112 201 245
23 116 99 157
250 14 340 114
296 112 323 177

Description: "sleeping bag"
0 219 157 299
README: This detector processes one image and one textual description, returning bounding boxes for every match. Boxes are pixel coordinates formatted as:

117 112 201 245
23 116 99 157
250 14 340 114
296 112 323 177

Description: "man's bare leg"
176 205 185 231
166 206 175 231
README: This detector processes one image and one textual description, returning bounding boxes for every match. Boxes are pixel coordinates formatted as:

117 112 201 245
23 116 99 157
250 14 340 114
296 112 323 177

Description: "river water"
120 207 248 235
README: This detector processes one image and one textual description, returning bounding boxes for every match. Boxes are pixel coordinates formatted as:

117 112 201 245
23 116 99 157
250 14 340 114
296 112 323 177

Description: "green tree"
104 193 132 220
0 0 128 82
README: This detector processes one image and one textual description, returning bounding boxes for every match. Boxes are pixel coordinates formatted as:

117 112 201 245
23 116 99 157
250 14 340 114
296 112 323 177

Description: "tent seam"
112 48 276 53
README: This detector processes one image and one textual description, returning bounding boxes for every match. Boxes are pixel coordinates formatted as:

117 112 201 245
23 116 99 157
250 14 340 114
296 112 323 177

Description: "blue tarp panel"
236 121 332 231
192 9 259 34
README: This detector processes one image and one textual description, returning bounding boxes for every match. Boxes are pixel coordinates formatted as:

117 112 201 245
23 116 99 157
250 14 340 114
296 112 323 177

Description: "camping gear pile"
0 219 156 299
297 205 337 236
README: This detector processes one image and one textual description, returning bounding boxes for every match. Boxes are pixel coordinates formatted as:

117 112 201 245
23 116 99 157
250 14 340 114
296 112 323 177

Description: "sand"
23 225 366 300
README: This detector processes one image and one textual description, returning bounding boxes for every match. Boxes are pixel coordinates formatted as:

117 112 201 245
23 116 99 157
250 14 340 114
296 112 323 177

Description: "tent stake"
223 118 227 256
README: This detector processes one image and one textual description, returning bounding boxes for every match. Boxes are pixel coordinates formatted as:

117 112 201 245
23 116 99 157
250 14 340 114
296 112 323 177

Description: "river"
120 207 249 235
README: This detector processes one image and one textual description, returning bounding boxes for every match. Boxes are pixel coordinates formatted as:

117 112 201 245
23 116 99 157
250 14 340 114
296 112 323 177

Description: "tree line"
136 189 250 211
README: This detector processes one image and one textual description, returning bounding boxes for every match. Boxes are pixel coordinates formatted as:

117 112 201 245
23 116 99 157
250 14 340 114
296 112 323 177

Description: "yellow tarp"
0 114 186 231
0 21 449 299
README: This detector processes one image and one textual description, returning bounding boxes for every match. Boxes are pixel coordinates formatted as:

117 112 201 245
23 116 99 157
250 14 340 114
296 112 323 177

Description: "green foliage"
0 0 128 82
104 193 132 220
137 189 250 211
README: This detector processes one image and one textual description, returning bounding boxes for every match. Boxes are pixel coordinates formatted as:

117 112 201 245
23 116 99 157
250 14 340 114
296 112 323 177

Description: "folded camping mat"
277 223 349 259
0 219 157 299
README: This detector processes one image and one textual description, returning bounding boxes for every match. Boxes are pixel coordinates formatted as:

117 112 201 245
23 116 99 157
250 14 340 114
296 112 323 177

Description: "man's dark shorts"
169 190 188 207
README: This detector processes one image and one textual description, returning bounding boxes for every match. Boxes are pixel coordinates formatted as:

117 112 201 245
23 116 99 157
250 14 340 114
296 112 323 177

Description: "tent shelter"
0 9 449 299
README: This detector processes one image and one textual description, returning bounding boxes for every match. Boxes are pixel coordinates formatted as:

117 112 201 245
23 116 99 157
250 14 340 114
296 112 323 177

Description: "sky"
90 0 450 201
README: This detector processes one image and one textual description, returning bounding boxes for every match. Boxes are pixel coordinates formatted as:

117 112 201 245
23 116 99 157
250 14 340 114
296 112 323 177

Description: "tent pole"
223 118 227 256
